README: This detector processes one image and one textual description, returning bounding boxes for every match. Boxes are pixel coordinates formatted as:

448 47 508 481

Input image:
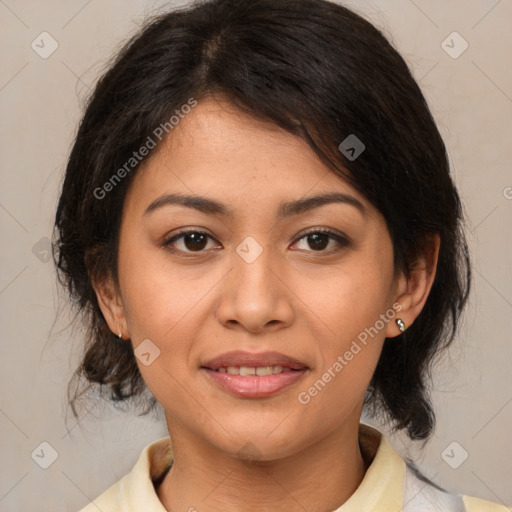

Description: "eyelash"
162 228 350 256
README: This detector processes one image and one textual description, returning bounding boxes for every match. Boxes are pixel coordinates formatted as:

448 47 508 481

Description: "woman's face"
102 97 408 460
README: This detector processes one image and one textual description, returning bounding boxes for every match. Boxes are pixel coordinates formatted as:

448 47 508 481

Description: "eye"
292 228 350 253
163 228 350 255
163 229 219 253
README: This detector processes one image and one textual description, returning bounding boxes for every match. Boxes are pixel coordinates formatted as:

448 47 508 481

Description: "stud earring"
395 318 406 333
118 332 123 339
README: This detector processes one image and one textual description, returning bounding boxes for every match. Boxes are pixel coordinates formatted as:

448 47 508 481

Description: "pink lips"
202 350 308 370
201 350 309 398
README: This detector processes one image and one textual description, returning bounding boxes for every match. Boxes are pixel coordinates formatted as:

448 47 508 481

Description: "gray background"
0 0 511 510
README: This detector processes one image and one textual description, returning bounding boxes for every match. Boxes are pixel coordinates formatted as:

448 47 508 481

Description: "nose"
215 238 294 335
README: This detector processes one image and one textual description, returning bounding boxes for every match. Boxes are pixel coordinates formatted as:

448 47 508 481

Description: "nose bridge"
233 234 277 298
215 233 294 332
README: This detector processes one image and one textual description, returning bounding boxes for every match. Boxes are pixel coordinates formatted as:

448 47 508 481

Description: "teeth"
216 365 293 376
239 366 256 376
256 366 273 376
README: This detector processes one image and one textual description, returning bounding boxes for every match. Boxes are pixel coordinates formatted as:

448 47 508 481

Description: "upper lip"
201 351 309 370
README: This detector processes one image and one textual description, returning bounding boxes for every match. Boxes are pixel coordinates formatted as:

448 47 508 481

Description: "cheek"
291 250 394 408
116 241 230 398
294 251 394 347
117 241 217 339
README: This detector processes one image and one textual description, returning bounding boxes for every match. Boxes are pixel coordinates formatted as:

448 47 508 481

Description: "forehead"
123 96 372 217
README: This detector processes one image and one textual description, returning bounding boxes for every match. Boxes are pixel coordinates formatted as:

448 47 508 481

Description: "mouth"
200 351 309 398
201 350 309 371
207 365 303 376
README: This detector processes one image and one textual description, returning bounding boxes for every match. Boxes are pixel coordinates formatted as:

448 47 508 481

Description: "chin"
207 423 304 463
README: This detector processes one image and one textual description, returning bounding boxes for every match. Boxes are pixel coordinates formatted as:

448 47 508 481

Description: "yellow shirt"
78 424 509 511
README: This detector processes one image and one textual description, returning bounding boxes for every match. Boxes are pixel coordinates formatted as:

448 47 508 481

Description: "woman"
53 0 509 510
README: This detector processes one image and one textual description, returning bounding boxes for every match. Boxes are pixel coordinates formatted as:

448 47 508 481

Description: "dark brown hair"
53 0 471 440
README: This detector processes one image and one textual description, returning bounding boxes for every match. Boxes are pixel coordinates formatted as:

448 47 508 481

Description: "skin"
94 95 439 512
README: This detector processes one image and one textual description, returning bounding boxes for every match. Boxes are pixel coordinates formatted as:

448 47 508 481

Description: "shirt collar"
125 423 405 512
336 423 405 511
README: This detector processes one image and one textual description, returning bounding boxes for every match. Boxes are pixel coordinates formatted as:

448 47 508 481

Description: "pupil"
308 233 328 250
185 233 207 251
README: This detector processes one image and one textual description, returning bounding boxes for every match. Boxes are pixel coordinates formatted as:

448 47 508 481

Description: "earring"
395 318 406 333
118 332 123 340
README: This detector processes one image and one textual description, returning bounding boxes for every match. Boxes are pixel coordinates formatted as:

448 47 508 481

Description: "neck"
157 419 369 512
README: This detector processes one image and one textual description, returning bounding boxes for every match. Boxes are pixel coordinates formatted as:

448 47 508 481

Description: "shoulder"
463 495 512 512
76 436 173 512
77 473 130 512
404 464 510 512
357 423 510 512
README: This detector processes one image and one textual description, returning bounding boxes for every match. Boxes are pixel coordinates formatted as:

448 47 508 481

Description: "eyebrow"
143 191 365 219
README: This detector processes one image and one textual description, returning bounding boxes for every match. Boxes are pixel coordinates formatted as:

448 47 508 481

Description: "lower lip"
202 368 307 398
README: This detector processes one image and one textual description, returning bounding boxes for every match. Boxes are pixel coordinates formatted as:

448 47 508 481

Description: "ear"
91 274 129 340
385 234 440 338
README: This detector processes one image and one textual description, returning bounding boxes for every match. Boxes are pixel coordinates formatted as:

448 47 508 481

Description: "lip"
201 350 309 371
200 350 309 398
201 368 308 398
